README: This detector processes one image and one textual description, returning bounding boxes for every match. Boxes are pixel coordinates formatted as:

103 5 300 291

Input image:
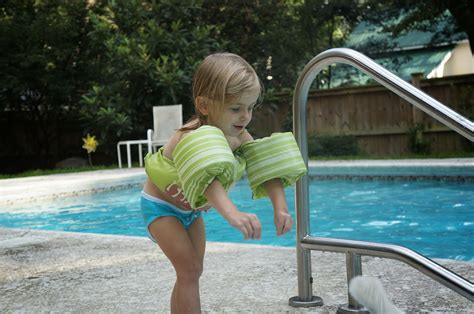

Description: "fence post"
411 72 425 125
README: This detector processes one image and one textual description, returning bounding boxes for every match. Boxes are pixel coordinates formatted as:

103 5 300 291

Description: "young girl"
141 53 306 313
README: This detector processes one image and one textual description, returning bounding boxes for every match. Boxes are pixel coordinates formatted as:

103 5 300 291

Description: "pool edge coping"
1 159 473 206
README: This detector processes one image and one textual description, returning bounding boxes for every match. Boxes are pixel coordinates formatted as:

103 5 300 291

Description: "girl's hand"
274 210 293 236
204 179 261 240
262 178 293 236
227 211 262 240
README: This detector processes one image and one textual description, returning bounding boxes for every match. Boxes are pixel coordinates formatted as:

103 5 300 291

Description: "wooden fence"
251 74 474 155
1 74 473 173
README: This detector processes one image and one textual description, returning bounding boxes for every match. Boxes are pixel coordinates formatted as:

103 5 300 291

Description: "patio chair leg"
139 144 143 167
126 143 132 168
117 144 122 168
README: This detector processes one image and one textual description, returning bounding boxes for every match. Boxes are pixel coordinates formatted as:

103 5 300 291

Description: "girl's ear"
195 96 209 116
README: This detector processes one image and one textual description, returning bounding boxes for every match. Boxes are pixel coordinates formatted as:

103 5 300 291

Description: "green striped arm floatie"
239 132 307 199
173 125 244 209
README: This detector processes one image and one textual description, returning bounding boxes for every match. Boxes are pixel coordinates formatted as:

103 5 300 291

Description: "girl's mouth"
234 125 244 130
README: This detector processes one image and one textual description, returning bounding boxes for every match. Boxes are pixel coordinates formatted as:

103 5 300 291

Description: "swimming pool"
1 171 472 261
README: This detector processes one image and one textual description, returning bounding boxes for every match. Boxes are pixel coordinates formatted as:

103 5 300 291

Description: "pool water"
1 179 472 261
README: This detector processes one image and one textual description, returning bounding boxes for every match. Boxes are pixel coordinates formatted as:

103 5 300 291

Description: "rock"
55 157 88 168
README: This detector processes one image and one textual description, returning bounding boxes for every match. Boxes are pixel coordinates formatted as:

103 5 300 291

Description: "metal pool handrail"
290 48 474 310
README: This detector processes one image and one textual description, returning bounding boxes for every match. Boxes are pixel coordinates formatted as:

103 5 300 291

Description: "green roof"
327 47 452 88
376 47 452 79
346 10 467 50
324 10 467 88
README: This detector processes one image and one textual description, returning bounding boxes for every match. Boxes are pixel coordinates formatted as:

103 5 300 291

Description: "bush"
407 124 431 154
79 1 225 157
308 134 359 157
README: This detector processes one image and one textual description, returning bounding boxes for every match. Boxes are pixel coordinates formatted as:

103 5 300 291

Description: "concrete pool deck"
0 159 473 312
1 228 473 313
0 168 146 206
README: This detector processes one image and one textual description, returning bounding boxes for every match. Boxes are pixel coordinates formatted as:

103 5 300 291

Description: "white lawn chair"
117 104 183 168
147 104 183 153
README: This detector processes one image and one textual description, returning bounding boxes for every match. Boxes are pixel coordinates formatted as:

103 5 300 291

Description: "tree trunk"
445 1 474 54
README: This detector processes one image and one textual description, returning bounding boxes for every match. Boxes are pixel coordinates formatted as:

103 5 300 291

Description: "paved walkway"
1 160 473 312
0 228 472 313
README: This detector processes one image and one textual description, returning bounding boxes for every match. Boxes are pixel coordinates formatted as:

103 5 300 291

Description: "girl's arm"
204 179 261 240
263 179 294 236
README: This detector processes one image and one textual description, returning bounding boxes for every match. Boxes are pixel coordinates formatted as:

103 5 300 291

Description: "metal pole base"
289 296 323 308
337 303 370 314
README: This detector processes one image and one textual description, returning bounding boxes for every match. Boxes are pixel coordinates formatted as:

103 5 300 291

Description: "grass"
0 164 123 180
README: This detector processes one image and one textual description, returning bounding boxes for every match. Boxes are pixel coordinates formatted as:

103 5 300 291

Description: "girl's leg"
171 217 206 313
187 216 206 265
149 216 204 314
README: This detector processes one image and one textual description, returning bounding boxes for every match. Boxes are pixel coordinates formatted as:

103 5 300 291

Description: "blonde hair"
182 53 263 131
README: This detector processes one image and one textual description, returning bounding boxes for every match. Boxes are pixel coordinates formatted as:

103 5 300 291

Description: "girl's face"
213 86 260 137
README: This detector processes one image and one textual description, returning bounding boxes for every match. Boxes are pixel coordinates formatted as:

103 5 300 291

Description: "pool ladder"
289 48 474 311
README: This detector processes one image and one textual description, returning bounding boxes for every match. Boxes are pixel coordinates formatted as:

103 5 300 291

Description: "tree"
443 1 474 53
201 0 365 90
296 0 368 88
362 0 474 53
81 0 224 155
0 0 103 167
201 0 301 90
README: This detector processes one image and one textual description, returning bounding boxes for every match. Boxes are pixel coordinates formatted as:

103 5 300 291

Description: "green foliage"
407 124 431 154
296 0 367 89
354 0 473 55
80 0 224 153
2 0 472 172
308 134 360 157
80 85 132 152
200 0 365 92
0 0 102 162
0 164 118 179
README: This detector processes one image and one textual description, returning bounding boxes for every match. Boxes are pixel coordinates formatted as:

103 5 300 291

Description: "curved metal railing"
290 48 474 311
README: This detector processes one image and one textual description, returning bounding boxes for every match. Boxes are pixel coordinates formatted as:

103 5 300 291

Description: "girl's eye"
231 107 240 112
